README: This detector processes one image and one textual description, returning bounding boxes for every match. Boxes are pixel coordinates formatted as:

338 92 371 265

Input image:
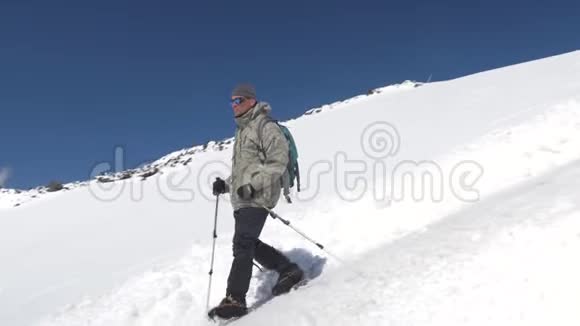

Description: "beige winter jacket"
226 102 289 210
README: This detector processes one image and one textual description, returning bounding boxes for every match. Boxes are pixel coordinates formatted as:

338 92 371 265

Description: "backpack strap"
295 161 301 192
257 116 293 203
256 116 276 155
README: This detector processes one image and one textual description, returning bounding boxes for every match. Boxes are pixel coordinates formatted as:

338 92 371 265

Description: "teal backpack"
259 118 301 203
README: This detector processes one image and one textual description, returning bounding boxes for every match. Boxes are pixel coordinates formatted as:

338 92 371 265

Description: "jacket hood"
235 101 272 128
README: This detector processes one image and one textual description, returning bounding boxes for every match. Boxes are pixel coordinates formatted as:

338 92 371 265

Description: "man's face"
231 96 256 118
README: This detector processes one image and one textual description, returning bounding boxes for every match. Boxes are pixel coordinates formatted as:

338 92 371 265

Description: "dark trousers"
226 207 292 300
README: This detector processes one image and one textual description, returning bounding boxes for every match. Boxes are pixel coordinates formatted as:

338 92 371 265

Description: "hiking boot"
207 294 247 320
272 264 304 296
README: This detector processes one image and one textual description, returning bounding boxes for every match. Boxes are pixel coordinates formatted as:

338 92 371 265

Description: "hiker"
209 83 304 319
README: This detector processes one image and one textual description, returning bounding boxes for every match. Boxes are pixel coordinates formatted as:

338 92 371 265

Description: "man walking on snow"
209 83 304 319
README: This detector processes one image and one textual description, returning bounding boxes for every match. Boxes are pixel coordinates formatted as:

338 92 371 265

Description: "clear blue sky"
0 0 578 189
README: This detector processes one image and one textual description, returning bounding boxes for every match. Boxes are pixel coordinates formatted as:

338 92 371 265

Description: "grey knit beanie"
231 83 256 99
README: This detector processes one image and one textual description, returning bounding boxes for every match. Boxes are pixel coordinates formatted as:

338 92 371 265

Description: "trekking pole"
206 194 220 312
253 261 264 272
262 205 324 250
262 205 348 265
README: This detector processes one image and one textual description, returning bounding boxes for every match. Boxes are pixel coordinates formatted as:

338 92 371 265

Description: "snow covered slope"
0 82 421 210
1 51 579 326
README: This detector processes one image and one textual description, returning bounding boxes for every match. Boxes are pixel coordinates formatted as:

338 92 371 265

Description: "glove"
237 184 255 200
212 177 226 196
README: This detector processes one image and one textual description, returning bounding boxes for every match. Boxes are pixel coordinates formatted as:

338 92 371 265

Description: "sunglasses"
230 97 246 106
